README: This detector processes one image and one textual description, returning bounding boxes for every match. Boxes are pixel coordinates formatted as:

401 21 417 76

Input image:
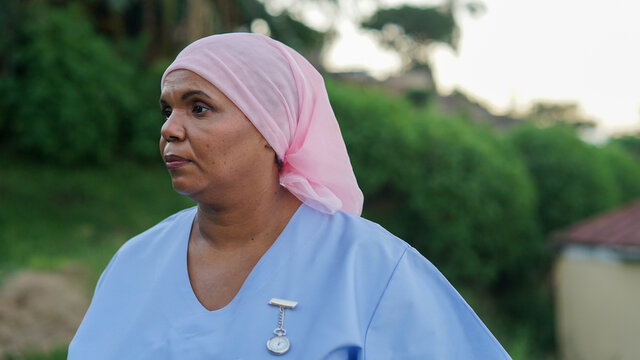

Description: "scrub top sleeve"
362 247 511 360
93 250 121 295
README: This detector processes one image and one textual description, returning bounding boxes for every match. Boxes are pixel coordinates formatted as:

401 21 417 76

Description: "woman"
69 33 509 359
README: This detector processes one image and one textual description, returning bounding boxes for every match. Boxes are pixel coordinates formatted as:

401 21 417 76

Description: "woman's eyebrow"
159 90 212 105
181 90 212 100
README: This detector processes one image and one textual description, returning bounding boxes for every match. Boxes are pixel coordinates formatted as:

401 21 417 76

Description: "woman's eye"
193 105 206 113
161 107 172 119
192 104 209 115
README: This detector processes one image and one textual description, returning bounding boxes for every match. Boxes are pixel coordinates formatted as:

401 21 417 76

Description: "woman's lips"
164 154 191 170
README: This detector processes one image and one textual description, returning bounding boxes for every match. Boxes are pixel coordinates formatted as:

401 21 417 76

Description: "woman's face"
159 69 276 202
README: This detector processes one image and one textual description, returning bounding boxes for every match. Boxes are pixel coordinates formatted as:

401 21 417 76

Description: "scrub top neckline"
178 203 308 315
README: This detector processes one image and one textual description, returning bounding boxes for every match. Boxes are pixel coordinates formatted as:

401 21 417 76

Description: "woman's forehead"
161 70 223 99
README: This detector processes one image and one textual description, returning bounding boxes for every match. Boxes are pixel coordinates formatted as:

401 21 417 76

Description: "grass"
0 161 194 358
0 161 194 283
2 346 68 360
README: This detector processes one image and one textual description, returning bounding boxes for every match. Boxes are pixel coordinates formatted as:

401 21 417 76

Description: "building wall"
555 246 640 360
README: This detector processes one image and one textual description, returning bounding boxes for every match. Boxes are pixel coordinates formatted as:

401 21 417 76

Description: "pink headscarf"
161 33 363 216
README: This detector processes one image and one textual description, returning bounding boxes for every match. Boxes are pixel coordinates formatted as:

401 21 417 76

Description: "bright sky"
319 0 640 136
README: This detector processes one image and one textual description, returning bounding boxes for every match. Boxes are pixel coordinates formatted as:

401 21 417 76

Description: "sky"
316 0 640 136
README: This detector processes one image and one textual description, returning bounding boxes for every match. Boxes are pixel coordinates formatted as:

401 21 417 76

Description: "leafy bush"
600 144 640 202
403 109 541 288
0 2 160 164
122 60 170 162
608 133 640 159
507 125 619 234
326 79 415 196
328 80 541 289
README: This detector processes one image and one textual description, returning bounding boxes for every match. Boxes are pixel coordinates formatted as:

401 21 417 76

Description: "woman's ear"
263 143 282 170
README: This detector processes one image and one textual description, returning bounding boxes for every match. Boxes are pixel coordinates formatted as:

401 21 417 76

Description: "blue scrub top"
69 204 510 359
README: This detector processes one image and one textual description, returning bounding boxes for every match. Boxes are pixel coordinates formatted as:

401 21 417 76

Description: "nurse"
69 33 510 359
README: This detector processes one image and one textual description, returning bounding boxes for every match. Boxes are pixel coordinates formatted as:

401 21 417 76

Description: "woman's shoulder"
296 205 412 280
321 207 410 257
308 210 510 358
116 206 196 258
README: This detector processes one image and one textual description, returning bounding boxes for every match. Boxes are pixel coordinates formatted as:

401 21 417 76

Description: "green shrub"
403 109 541 288
609 133 640 159
507 125 619 234
121 59 170 162
0 2 148 164
328 80 541 289
326 79 415 196
600 144 640 202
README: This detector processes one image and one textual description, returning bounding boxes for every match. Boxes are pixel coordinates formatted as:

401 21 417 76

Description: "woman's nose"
160 112 186 142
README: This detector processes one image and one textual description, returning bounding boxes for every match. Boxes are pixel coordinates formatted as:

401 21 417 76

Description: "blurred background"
1 0 640 359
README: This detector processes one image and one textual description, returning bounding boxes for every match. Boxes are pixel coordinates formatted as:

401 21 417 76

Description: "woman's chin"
172 185 189 196
170 177 210 203
169 177 194 196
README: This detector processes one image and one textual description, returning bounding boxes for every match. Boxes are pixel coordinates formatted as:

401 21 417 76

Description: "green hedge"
507 125 620 234
600 143 640 202
0 2 163 164
328 80 541 289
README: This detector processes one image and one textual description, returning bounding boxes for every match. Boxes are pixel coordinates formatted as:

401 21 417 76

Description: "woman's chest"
73 281 368 360
72 246 380 359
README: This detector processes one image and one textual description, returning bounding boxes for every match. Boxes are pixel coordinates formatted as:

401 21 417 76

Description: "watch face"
267 335 290 355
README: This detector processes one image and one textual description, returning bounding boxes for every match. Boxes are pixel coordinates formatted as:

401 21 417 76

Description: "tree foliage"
524 101 596 129
0 2 141 164
600 143 640 202
362 6 456 46
403 110 541 288
361 5 456 69
78 0 325 63
610 133 640 159
325 79 414 195
233 0 325 53
360 1 487 71
0 0 328 165
508 125 619 234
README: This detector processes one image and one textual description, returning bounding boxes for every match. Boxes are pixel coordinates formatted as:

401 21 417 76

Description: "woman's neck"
192 186 301 251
